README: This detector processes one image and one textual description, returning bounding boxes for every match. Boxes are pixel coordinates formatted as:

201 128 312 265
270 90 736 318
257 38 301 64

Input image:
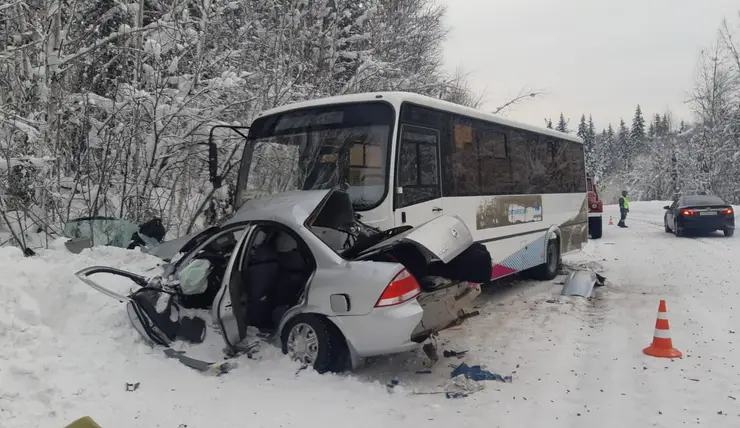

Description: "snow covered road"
2 202 739 428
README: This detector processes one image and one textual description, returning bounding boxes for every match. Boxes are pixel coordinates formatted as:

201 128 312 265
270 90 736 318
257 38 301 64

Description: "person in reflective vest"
618 190 629 228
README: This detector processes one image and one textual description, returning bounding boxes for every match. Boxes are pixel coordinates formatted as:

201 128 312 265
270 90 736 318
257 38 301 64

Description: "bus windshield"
235 102 395 211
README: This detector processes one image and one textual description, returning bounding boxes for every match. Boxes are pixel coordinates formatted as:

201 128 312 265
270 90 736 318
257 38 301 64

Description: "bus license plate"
700 211 717 216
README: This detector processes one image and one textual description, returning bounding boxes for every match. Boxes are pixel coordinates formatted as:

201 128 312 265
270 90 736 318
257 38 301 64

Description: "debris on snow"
450 363 513 383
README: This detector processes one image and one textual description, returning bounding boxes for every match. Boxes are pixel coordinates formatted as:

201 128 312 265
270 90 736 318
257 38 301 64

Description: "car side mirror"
207 142 221 189
663 205 670 210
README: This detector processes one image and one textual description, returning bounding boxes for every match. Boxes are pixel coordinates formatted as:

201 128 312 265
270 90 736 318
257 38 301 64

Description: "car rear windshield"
680 195 726 206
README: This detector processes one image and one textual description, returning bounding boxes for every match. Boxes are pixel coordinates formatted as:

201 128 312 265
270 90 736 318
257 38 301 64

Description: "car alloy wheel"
286 322 320 365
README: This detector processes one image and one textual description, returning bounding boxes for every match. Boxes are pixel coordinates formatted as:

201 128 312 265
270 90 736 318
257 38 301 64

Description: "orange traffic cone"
643 300 682 358
608 216 614 225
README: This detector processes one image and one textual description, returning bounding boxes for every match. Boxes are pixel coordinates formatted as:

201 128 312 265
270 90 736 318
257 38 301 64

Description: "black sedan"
664 195 735 237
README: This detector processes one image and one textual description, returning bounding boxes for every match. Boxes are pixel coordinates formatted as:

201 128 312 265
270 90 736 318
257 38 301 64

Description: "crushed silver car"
76 189 491 373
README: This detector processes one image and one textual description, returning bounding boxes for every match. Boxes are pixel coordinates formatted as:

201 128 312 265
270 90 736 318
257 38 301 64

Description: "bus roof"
254 91 583 144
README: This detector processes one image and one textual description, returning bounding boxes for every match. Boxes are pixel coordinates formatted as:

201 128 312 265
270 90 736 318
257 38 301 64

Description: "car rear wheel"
725 228 735 237
674 220 684 237
281 314 347 374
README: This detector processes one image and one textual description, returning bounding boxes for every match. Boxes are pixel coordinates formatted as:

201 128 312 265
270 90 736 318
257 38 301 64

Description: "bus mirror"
207 142 222 188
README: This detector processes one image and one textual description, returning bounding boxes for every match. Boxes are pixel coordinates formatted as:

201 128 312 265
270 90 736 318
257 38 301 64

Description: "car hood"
223 189 337 228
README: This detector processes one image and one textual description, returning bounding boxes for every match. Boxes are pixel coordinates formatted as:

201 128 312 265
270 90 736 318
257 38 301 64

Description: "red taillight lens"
722 208 734 215
681 209 697 216
375 269 422 307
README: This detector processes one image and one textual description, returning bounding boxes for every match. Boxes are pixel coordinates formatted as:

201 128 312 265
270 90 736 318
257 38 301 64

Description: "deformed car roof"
223 189 332 227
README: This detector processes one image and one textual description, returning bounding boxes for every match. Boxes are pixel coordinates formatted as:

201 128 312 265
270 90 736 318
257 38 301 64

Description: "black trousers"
619 209 627 224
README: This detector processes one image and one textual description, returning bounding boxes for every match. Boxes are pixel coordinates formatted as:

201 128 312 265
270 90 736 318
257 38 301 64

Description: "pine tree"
556 113 569 133
587 116 596 143
630 104 646 155
661 113 670 133
545 118 553 129
577 115 597 176
604 124 617 174
618 119 630 170
576 114 588 141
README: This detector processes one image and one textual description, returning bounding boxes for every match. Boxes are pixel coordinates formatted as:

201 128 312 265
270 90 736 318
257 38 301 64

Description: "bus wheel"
531 238 560 281
589 216 602 239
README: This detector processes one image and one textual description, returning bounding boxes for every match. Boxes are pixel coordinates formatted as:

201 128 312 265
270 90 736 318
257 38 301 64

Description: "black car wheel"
674 220 684 237
725 228 735 237
281 314 348 374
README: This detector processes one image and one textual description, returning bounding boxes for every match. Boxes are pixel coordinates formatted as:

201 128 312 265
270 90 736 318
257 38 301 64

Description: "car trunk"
307 190 491 341
679 203 734 229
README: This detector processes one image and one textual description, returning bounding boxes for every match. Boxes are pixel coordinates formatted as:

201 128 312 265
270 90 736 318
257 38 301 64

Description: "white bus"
218 92 588 282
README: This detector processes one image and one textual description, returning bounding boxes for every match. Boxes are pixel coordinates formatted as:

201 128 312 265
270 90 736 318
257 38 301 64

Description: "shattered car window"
62 217 139 247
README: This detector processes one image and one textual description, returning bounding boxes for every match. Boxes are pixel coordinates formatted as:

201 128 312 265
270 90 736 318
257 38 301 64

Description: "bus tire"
589 216 602 239
531 238 560 281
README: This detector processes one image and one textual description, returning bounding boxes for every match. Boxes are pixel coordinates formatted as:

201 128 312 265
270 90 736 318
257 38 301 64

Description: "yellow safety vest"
621 196 630 210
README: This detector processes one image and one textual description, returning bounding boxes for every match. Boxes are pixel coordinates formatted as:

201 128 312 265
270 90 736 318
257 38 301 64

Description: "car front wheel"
281 314 347 374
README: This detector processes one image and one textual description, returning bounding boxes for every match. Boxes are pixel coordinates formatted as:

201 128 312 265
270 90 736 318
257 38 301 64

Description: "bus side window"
396 125 441 208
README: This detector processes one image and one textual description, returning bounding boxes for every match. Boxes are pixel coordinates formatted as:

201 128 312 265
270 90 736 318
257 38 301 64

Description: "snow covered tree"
545 118 553 129
576 114 596 175
616 119 630 170
587 116 596 144
577 115 588 140
556 113 569 133
630 104 646 155
0 0 482 247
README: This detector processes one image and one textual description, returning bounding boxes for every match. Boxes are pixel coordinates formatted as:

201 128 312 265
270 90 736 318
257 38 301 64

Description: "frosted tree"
0 0 475 247
630 104 646 155
556 113 569 133
576 115 588 140
577 114 596 175
616 119 630 170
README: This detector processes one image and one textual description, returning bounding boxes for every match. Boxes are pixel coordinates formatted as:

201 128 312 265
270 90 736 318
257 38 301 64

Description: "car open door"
212 225 255 350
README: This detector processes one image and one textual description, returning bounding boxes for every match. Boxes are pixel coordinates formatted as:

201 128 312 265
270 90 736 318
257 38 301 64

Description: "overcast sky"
438 0 739 132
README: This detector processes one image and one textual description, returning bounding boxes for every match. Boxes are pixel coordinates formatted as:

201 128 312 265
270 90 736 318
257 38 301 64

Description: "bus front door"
393 124 444 228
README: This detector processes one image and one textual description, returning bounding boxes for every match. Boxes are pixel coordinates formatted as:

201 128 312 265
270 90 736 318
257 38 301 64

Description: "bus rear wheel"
589 216 602 239
530 238 560 281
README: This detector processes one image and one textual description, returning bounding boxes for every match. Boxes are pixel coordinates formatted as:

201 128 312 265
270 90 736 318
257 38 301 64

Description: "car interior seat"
270 231 313 327
243 230 280 329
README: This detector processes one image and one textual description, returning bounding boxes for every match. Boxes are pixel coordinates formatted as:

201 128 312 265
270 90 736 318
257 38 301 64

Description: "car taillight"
681 209 697 216
375 268 422 308
722 208 734 215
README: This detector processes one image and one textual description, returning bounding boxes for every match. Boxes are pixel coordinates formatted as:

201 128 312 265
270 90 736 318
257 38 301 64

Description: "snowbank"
0 246 456 428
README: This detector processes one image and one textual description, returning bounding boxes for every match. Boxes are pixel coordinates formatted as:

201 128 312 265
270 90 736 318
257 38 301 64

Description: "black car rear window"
680 195 725 206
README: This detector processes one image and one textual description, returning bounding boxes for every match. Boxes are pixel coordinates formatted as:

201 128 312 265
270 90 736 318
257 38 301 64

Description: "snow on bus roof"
255 92 583 144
